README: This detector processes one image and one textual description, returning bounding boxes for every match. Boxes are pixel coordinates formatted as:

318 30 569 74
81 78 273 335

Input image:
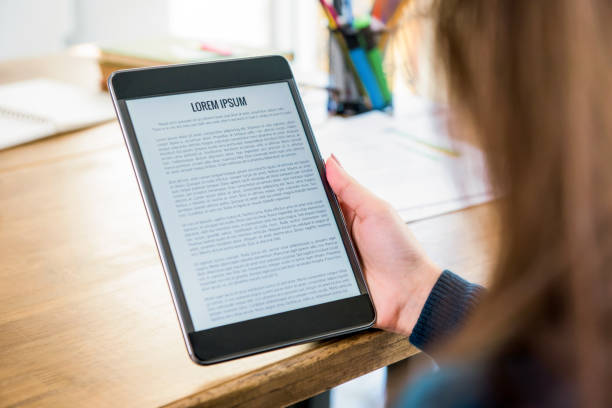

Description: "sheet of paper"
313 108 493 222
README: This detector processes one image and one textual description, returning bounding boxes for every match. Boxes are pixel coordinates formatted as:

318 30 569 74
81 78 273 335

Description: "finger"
338 199 356 234
328 155 356 230
325 155 386 218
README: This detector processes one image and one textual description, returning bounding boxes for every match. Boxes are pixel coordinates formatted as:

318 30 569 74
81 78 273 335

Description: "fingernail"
331 153 342 167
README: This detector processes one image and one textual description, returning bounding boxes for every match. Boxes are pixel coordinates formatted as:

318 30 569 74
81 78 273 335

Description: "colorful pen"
342 27 386 109
353 18 392 104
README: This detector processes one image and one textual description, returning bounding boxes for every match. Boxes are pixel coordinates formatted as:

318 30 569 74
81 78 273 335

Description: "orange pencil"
378 0 412 50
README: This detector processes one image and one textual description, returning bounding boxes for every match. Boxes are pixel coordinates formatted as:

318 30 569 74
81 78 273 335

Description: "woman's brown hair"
431 0 612 406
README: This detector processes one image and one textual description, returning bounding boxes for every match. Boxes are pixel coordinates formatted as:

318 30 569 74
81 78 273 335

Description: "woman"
325 0 612 406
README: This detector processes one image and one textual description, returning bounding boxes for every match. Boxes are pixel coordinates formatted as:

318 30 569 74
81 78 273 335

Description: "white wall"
168 0 272 49
0 0 72 59
0 0 319 71
69 0 169 46
0 0 169 60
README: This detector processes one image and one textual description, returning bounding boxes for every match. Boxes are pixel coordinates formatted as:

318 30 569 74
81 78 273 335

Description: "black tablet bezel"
108 56 376 364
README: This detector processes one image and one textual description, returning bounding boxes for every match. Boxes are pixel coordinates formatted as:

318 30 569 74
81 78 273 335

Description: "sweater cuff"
409 270 484 352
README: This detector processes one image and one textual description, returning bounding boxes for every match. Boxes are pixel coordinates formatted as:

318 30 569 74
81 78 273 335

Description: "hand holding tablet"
109 56 375 364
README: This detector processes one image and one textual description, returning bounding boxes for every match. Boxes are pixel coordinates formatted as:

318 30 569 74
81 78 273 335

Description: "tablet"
108 56 375 364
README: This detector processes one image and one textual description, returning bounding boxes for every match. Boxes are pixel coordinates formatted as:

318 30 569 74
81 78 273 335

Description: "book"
0 78 114 150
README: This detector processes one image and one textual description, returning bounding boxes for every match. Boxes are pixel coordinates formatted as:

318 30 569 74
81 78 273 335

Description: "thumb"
325 155 387 217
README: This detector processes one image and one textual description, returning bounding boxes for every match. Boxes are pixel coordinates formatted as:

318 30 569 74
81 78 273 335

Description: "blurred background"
0 0 322 72
0 1 436 407
0 0 433 95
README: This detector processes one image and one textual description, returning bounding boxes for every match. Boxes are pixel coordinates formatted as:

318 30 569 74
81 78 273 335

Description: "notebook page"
0 78 114 146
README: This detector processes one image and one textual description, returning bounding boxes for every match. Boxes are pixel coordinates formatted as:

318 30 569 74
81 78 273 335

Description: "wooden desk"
0 54 497 407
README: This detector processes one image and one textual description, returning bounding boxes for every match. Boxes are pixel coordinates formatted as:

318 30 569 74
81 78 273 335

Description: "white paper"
313 107 493 222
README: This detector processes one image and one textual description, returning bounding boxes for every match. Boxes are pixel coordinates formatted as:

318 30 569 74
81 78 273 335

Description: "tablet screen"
125 82 361 331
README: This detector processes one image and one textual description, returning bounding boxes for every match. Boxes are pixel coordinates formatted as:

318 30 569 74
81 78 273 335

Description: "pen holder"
326 27 393 116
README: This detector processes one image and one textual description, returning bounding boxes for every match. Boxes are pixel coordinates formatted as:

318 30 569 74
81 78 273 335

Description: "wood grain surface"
0 54 498 407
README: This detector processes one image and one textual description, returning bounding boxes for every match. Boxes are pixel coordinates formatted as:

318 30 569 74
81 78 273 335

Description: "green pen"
354 16 392 104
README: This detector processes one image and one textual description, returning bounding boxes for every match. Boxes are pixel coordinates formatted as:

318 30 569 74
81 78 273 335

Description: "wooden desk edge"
163 330 417 408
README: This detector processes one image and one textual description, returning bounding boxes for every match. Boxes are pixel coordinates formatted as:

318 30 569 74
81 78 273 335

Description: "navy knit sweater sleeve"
408 270 484 352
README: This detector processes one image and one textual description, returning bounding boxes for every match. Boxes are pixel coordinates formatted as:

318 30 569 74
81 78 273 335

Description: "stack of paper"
313 103 493 222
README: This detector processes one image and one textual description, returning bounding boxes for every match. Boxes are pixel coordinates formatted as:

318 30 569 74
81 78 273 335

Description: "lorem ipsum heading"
190 96 247 112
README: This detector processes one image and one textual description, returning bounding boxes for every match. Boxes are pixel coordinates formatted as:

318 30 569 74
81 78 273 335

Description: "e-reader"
108 56 375 364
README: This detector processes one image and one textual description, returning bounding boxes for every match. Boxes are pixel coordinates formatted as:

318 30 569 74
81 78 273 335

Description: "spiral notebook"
0 78 114 150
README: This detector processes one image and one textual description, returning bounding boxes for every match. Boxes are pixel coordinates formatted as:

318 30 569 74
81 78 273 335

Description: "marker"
342 0 354 25
333 0 343 19
342 27 386 109
353 18 392 104
319 0 370 106
378 0 410 50
319 0 340 28
331 29 370 106
371 0 383 21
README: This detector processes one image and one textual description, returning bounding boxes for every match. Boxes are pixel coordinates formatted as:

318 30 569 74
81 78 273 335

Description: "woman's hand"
325 155 441 336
